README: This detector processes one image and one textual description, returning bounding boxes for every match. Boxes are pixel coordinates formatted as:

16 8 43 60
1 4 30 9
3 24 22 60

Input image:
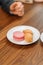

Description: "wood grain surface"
0 3 43 65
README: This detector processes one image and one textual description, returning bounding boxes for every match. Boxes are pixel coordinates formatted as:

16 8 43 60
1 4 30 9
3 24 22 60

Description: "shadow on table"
7 38 39 49
40 41 43 47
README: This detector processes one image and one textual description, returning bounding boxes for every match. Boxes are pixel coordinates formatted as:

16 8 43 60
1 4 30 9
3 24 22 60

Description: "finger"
16 5 24 12
18 12 24 16
10 2 17 11
11 10 18 15
15 2 23 10
17 10 24 16
16 6 24 16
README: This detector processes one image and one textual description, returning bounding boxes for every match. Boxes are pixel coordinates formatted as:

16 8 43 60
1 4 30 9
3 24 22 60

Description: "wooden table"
0 3 43 65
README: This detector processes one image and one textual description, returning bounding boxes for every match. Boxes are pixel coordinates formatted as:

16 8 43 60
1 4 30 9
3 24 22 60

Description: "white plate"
7 25 40 45
40 33 43 42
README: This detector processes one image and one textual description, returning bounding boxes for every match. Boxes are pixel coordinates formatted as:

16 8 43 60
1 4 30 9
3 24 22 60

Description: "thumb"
10 2 17 11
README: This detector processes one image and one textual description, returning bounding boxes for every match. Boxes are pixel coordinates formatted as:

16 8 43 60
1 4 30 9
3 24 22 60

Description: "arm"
0 0 1 5
0 0 15 13
0 0 24 16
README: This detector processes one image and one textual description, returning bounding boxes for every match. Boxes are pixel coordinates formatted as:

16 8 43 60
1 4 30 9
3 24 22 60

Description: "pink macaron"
13 31 24 41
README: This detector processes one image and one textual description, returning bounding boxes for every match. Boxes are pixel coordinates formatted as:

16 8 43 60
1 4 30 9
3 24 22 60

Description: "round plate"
40 33 43 42
7 25 40 45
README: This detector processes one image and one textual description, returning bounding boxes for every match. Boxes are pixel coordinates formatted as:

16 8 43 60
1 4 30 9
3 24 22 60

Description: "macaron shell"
13 31 24 41
24 33 33 42
23 29 33 35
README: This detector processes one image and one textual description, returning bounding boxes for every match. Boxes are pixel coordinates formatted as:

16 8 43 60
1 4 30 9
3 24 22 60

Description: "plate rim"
7 25 40 45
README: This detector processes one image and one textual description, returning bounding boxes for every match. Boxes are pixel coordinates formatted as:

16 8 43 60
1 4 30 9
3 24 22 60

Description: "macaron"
13 31 24 41
23 29 33 35
24 33 33 42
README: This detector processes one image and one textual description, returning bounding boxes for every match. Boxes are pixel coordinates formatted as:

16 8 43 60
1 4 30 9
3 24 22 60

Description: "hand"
10 2 24 16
